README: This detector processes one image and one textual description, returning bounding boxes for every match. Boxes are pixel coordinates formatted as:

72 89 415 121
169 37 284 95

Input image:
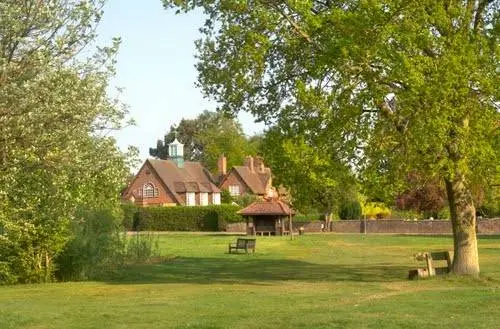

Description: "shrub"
55 208 126 281
125 233 160 263
339 201 362 220
221 189 234 204
390 210 423 220
234 194 259 207
134 205 242 231
362 202 391 219
437 208 451 220
293 213 324 222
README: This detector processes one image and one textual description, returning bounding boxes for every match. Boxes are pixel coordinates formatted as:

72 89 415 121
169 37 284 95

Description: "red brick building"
218 155 278 199
122 138 221 206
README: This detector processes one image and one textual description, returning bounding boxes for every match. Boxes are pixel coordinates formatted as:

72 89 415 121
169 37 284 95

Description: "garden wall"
227 219 500 234
330 219 500 234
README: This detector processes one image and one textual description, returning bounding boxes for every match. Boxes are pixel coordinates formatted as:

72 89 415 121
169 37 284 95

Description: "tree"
165 1 499 275
261 127 357 221
0 1 134 283
150 110 256 172
395 173 447 218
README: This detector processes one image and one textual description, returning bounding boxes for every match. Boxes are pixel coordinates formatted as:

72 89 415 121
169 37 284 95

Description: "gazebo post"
289 213 293 241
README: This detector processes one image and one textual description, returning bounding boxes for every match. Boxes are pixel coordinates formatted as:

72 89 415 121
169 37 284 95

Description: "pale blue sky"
96 0 264 162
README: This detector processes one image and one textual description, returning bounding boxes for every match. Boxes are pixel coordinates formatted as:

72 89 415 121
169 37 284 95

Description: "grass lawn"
0 234 499 329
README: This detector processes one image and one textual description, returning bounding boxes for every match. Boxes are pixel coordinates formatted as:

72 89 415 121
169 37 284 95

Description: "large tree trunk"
445 175 480 276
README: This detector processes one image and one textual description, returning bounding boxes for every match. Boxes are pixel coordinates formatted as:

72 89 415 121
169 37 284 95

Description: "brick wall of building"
219 170 252 196
123 162 177 206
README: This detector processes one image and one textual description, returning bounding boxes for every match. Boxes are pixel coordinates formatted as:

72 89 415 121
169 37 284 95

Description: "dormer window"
143 183 159 198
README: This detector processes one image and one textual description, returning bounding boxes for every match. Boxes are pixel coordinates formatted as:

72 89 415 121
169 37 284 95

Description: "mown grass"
0 234 499 329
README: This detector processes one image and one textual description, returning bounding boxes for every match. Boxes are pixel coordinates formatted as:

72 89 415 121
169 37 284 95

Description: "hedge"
121 203 139 231
120 204 242 231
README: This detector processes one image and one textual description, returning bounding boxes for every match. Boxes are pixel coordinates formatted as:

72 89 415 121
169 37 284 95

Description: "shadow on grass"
103 257 409 285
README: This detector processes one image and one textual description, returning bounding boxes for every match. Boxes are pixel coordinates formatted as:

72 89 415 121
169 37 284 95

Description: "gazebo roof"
238 200 295 216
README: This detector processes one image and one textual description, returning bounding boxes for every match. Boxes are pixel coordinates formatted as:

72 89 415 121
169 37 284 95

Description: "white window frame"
169 144 177 157
229 185 240 196
186 192 196 206
200 192 208 206
213 193 221 205
142 183 159 198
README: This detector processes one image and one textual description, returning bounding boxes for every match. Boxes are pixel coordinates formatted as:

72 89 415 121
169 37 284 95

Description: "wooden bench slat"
228 238 256 254
430 251 451 261
409 250 452 280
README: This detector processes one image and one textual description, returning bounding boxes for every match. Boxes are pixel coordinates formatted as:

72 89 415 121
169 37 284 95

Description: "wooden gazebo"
238 200 295 236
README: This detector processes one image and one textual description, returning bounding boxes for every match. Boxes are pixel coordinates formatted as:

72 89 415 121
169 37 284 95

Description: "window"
143 183 158 198
200 193 208 206
229 185 240 196
213 193 221 205
169 144 177 157
186 192 195 206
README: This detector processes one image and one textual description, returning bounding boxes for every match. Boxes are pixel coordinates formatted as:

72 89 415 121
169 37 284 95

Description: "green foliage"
339 201 362 220
293 213 324 222
220 189 234 204
363 202 392 220
390 210 423 220
124 233 160 264
150 110 258 172
477 186 500 218
0 1 136 284
261 128 357 216
121 203 139 231
56 208 161 282
437 208 451 220
56 208 126 282
233 194 259 208
133 205 242 232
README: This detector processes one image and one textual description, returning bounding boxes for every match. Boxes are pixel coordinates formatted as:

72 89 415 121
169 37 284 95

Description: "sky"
96 0 264 162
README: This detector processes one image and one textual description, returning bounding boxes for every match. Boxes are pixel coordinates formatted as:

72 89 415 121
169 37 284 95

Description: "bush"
363 202 391 219
234 194 259 207
339 201 362 220
55 208 126 281
437 208 451 220
221 189 234 204
133 205 242 231
293 213 324 222
390 210 423 220
124 233 160 263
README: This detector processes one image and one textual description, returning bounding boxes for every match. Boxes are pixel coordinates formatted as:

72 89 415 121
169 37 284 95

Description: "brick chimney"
245 156 254 173
254 157 265 173
217 154 227 176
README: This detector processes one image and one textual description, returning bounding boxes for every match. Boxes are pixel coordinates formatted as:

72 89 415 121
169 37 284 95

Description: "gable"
123 161 179 205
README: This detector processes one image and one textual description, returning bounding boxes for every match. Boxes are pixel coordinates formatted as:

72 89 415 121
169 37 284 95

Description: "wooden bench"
409 251 452 279
228 238 256 254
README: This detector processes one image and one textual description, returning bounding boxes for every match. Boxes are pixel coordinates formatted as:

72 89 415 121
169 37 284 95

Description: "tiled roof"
232 166 269 195
148 159 220 202
238 200 295 216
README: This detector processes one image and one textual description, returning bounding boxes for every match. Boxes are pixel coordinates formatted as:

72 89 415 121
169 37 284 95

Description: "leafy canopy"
164 0 499 194
0 0 135 283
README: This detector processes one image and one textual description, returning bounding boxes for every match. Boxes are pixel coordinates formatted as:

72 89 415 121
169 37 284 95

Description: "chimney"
254 157 265 173
245 156 254 173
217 154 227 176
